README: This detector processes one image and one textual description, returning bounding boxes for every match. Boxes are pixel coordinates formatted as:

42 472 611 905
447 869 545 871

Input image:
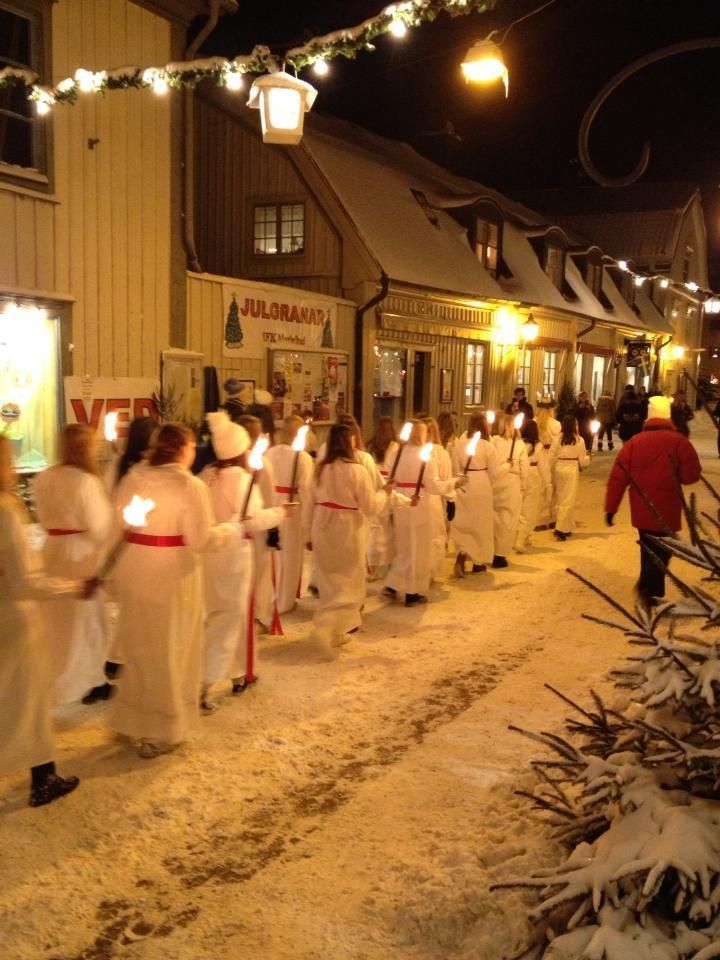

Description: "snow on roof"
633 284 674 335
302 124 507 300
495 222 566 309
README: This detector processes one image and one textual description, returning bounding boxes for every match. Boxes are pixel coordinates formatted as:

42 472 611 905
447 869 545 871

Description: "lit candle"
463 431 481 475
389 421 412 479
590 419 601 435
288 424 309 503
241 436 270 519
486 410 496 428
96 495 155 580
104 411 118 443
414 442 433 497
509 412 524 462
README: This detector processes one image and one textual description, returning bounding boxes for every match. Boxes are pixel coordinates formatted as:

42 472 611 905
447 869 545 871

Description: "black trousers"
597 423 613 445
637 530 672 598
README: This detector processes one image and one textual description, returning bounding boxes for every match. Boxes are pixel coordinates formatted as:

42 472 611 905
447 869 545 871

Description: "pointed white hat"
207 410 250 460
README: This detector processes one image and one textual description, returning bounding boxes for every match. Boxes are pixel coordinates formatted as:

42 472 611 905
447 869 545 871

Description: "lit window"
0 4 47 174
542 351 557 394
517 348 532 389
253 203 305 256
545 245 565 289
475 218 500 276
465 342 485 406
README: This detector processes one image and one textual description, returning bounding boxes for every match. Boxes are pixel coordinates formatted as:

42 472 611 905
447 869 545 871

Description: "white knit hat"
647 395 671 421
207 410 250 459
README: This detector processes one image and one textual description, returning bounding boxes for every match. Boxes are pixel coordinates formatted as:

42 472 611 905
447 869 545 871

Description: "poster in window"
269 350 348 422
440 368 453 404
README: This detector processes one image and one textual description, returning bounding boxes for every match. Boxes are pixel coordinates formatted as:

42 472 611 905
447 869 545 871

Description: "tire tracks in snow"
54 642 539 960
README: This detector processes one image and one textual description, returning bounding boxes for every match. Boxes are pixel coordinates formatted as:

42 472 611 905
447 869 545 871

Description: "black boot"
81 683 113 705
30 763 80 807
104 661 122 681
492 555 508 568
404 593 428 607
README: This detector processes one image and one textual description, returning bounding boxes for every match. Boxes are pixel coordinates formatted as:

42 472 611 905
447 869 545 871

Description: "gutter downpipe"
652 336 673 390
183 0 222 272
355 272 389 428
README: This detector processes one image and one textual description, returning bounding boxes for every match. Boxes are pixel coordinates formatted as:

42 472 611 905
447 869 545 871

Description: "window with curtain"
253 203 305 255
475 218 500 277
517 348 532 389
465 342 485 406
542 351 557 394
0 3 46 174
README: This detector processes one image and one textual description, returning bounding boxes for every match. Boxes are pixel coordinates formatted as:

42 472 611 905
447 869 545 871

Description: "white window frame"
465 342 486 406
543 350 558 394
253 202 305 256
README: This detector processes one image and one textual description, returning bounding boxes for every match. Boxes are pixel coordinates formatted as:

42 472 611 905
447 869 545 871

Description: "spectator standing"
595 392 616 452
670 391 694 437
616 387 645 443
505 387 534 420
571 391 596 452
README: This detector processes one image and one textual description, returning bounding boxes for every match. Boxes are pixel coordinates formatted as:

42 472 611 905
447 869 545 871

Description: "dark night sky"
197 0 720 284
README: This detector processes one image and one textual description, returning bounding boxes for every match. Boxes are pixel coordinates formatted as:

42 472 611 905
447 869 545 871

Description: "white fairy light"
633 276 645 287
224 69 244 91
143 68 169 95
313 59 329 76
35 97 52 116
660 278 670 289
618 260 629 272
686 281 699 293
389 19 408 38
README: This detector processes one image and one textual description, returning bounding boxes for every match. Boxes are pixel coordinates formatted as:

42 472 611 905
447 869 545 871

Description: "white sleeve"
81 475 113 547
0 502 78 599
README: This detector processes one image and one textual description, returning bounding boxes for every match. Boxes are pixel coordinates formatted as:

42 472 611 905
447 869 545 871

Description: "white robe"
0 497 77 776
537 416 561 526
32 464 112 703
367 442 397 571
385 445 456 596
110 462 234 745
491 436 529 558
451 437 498 564
310 460 386 642
551 437 589 534
266 444 314 613
429 444 454 577
251 456 277 628
200 465 284 688
516 442 550 548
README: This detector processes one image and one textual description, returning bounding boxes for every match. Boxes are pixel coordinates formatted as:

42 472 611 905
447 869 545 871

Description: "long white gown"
551 437 589 534
110 462 234 745
311 460 387 642
0 496 76 776
537 416 562 526
490 435 529 558
429 444 454 577
32 464 112 703
385 444 456 597
251 457 278 629
266 444 314 613
516 441 551 549
367 442 398 572
451 437 498 565
200 465 284 689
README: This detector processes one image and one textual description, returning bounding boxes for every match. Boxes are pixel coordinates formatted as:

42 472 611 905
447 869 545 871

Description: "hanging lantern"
247 71 318 145
461 40 508 96
520 316 539 342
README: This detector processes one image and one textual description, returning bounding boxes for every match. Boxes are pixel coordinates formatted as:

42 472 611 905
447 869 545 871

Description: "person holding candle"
366 417 398 580
266 415 314 613
201 413 287 708
535 396 562 528
423 416 455 579
515 419 550 552
110 423 237 758
451 413 498 577
490 413 529 568
32 424 113 706
0 436 84 807
309 423 395 647
385 420 467 605
549 415 589 541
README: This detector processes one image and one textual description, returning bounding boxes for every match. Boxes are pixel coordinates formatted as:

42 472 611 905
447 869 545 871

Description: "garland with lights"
602 256 719 313
0 0 495 113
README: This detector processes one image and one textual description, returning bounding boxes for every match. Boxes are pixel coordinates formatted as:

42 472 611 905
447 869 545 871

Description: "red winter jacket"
605 419 701 532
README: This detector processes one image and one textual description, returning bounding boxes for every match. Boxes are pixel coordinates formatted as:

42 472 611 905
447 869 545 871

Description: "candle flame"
590 419 601 434
122 495 155 528
419 442 433 463
104 411 119 442
399 421 412 442
513 413 525 430
485 410 496 425
249 435 269 471
467 431 481 457
292 424 309 453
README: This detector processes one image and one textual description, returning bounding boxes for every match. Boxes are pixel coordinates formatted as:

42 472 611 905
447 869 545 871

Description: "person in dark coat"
615 387 645 443
670 391 694 437
571 391 596 452
505 387 534 420
605 395 701 604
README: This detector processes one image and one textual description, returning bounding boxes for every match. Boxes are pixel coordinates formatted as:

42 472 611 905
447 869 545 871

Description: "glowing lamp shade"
520 317 539 342
461 40 508 96
247 71 318 145
671 344 685 360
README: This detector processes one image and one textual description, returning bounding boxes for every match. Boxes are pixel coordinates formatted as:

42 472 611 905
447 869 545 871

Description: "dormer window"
475 218 500 276
584 249 603 297
543 230 567 291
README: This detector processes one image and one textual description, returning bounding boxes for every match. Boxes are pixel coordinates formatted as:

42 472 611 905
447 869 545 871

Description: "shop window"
373 346 406 422
253 203 305 256
542 351 557 394
474 217 501 277
0 2 47 177
0 303 60 470
465 342 485 406
517 348 532 389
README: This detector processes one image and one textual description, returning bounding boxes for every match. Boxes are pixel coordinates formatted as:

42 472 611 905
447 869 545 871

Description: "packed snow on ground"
2 414 719 960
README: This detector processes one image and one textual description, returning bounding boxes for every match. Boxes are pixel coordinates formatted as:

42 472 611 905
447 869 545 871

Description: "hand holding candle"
288 424 309 503
104 411 119 453
414 442 433 498
94 494 156 583
389 421 412 480
509 412 524 461
241 436 270 519
463 431 481 475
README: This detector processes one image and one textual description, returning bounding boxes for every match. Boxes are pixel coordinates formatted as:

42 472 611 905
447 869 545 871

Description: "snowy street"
3 414 720 960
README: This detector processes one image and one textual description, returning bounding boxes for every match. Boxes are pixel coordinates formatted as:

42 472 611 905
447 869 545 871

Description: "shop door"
591 356 605 403
372 346 407 423
412 350 432 415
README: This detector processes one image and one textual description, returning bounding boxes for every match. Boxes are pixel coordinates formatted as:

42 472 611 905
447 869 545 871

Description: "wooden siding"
187 271 356 401
194 96 343 297
0 186 58 293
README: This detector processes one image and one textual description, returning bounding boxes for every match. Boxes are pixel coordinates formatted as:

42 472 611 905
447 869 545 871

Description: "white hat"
648 395 671 421
207 410 250 460
254 388 273 406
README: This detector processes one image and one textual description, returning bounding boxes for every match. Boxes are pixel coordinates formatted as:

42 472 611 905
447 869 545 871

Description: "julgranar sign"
222 283 337 359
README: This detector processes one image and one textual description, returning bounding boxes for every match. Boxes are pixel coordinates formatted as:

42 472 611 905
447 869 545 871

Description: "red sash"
317 501 358 511
275 485 298 495
46 529 85 536
125 532 185 547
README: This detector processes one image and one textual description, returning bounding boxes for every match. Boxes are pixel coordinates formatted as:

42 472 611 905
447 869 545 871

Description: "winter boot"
30 768 80 807
492 555 509 568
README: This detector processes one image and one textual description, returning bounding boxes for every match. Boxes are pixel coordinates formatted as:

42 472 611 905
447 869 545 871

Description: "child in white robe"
366 416 398 580
490 413 529 567
550 415 589 540
451 413 498 576
515 419 551 551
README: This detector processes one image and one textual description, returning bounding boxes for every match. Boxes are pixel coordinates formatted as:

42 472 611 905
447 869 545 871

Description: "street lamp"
671 344 685 361
520 316 539 342
461 40 508 95
247 71 318 145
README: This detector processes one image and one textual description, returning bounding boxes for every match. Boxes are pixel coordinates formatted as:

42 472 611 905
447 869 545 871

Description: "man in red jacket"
605 394 701 603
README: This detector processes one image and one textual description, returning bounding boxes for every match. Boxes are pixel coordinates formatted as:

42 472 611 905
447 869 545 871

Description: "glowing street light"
247 71 318 145
461 40 508 95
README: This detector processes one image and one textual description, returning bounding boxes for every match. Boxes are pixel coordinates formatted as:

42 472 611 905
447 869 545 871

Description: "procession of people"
0 384 705 806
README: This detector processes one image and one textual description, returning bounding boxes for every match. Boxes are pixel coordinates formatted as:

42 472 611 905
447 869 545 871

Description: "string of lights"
602 256 719 312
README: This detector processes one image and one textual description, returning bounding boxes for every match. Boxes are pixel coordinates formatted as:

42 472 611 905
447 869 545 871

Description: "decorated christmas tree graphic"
321 314 334 348
224 293 244 350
